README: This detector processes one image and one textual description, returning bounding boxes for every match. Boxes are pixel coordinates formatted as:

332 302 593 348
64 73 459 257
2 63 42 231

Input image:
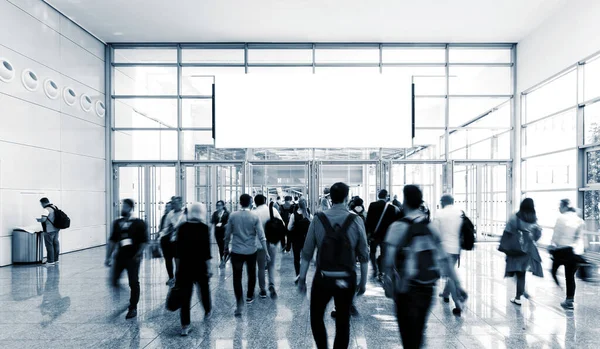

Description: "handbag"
166 286 183 311
498 219 528 256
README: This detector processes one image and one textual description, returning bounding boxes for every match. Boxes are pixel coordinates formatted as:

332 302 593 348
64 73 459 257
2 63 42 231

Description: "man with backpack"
279 196 295 252
37 197 70 265
298 182 369 349
431 194 471 316
253 194 284 298
366 189 399 280
383 185 466 349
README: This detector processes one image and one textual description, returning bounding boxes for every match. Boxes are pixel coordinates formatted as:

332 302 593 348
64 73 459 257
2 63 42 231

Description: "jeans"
215 229 225 261
257 243 278 290
160 235 176 279
310 271 356 349
231 252 257 304
515 271 526 299
43 231 60 263
551 247 579 300
441 254 462 308
178 267 212 326
369 239 384 275
112 256 141 310
394 285 434 349
291 235 305 276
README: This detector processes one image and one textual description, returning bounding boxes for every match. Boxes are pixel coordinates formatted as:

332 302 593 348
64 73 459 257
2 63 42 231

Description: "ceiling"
46 0 566 43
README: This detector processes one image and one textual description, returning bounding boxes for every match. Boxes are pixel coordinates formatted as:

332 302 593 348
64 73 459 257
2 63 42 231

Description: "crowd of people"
100 183 587 348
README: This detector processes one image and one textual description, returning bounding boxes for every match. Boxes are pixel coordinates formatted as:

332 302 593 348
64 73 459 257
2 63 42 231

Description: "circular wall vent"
63 87 76 106
95 100 106 118
21 69 39 91
0 58 15 82
43 79 59 99
80 94 92 112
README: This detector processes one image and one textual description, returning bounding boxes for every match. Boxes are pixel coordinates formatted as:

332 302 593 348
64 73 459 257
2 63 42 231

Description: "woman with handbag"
175 202 212 336
550 199 585 310
499 198 543 306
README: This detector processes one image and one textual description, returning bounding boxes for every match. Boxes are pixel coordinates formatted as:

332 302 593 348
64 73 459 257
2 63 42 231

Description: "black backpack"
292 210 311 239
316 213 356 274
265 202 286 244
49 205 71 229
460 212 475 251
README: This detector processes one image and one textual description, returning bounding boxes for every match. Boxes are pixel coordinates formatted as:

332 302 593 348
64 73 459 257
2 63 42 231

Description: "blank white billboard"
215 74 412 148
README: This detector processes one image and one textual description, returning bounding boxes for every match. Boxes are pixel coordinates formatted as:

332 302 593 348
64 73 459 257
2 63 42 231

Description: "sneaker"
452 308 462 317
294 276 300 285
166 278 175 287
510 298 522 306
246 296 255 304
560 300 574 310
523 292 531 300
269 285 277 299
234 306 243 317
350 305 359 317
259 289 267 299
181 325 192 336
204 311 213 320
125 309 137 319
219 260 226 269
45 262 56 267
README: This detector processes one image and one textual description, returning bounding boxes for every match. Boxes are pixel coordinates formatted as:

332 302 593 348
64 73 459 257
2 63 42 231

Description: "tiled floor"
1 243 599 348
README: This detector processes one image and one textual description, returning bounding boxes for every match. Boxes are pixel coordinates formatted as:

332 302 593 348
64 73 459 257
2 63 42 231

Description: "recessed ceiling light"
113 32 123 36
95 100 106 118
21 69 39 91
80 94 92 112
63 87 77 106
44 79 59 99
0 58 15 83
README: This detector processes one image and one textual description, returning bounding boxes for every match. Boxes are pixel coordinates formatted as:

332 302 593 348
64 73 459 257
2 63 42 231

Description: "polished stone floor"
1 243 599 348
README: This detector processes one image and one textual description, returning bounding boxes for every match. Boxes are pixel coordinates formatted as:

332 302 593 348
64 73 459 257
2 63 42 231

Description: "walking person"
279 196 295 252
288 198 312 283
160 196 186 287
431 194 465 315
550 199 585 310
366 189 399 280
298 182 369 349
383 185 466 349
253 194 283 298
224 194 270 316
211 200 230 268
499 198 543 306
105 199 148 320
37 198 61 265
176 203 213 336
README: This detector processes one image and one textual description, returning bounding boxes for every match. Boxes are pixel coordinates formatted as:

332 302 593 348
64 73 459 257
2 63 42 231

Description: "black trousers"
369 239 384 275
551 247 579 300
231 252 257 304
160 236 176 279
310 271 356 349
112 256 141 311
215 229 225 261
178 267 212 326
291 235 305 276
394 285 434 349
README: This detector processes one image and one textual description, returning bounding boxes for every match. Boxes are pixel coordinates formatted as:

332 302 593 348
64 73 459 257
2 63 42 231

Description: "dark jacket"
211 210 230 234
176 221 211 280
503 214 543 278
365 200 399 241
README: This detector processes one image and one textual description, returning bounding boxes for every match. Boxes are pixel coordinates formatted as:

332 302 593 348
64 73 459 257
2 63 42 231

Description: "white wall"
517 0 600 93
0 0 106 266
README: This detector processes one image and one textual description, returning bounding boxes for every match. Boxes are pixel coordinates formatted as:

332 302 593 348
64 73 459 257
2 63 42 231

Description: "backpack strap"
316 212 335 235
269 202 275 220
374 203 391 235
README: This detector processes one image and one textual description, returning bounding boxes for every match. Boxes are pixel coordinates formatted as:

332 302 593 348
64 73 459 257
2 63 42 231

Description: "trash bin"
12 225 44 264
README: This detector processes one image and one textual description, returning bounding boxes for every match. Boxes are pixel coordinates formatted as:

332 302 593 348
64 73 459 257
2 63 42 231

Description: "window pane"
495 131 511 159
314 67 379 75
384 66 446 95
524 190 577 245
194 146 246 161
587 150 600 185
584 191 600 251
449 97 511 127
584 101 600 144
114 130 177 160
315 48 379 63
449 66 512 95
247 67 313 74
410 129 445 159
182 67 244 95
468 138 492 159
584 55 600 102
523 109 576 157
114 48 177 63
415 98 445 127
181 48 244 64
248 49 312 64
182 131 214 160
522 150 576 191
114 67 177 96
382 47 445 63
449 48 511 63
525 70 577 123
115 99 177 128
182 99 212 128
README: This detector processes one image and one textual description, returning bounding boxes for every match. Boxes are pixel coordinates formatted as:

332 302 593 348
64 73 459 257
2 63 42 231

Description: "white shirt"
552 211 585 255
253 204 283 248
432 204 463 255
160 210 187 240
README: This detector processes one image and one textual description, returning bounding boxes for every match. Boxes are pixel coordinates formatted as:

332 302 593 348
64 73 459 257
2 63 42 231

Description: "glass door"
390 162 443 216
453 162 509 241
317 162 378 208
114 164 177 239
248 162 310 206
